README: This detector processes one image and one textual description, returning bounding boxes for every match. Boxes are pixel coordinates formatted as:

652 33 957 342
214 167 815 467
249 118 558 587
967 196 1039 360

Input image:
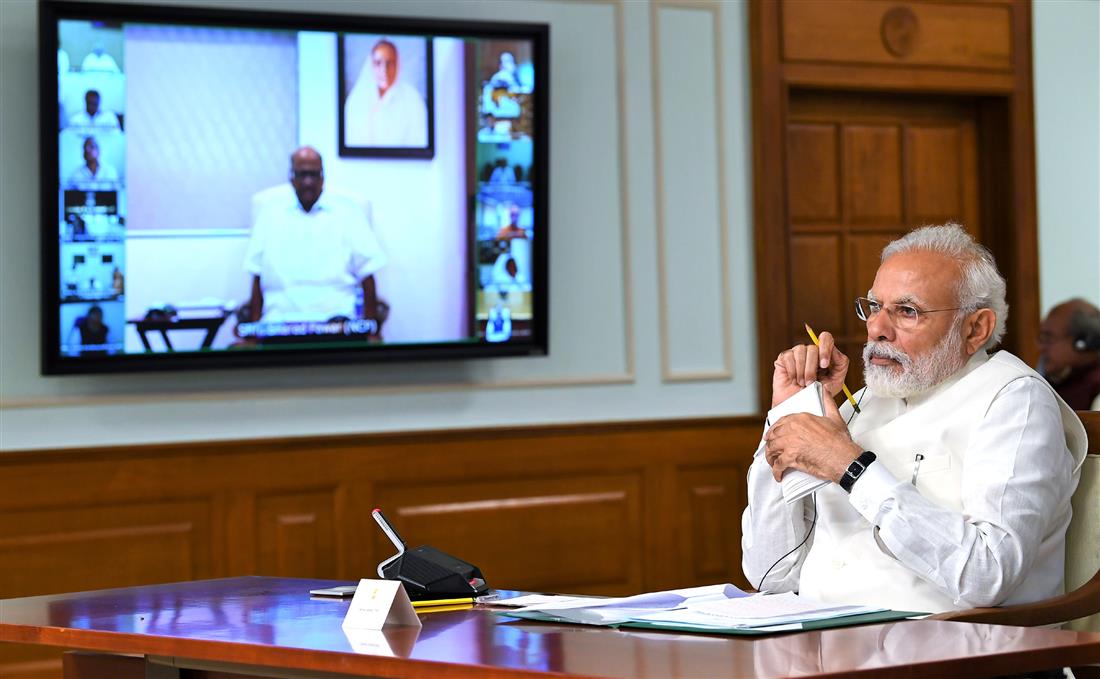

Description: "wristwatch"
838 450 877 493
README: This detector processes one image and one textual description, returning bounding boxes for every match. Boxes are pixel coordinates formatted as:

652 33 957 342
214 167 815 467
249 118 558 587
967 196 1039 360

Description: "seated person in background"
80 43 121 73
477 113 511 142
1038 298 1100 410
58 42 70 73
489 251 529 292
485 298 512 343
488 51 521 92
742 223 1086 615
344 39 427 147
488 158 515 185
69 305 109 354
68 136 119 188
244 146 387 332
111 267 125 296
67 89 121 130
494 204 528 241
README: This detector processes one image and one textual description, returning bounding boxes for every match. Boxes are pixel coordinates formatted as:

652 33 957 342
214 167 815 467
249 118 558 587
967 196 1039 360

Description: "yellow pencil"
411 597 475 608
414 603 474 614
804 323 860 413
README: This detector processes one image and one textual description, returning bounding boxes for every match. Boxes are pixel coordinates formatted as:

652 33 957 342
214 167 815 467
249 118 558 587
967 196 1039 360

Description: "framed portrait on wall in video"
338 34 434 159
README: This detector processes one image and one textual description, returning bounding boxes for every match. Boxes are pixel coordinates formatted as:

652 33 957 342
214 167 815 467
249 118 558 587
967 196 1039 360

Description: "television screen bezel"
39 0 550 375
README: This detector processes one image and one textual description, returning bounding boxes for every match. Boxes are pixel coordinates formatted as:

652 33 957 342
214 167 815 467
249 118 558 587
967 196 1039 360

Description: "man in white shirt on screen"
66 90 121 130
80 44 121 73
741 223 1087 615
68 136 119 189
244 146 387 329
344 39 428 148
58 44 70 74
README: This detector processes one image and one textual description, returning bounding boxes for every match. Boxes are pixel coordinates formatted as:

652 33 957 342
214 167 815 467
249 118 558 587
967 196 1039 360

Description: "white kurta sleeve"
741 442 817 593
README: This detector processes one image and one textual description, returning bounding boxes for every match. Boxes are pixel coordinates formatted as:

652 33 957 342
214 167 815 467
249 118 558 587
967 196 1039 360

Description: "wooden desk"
2 577 1100 678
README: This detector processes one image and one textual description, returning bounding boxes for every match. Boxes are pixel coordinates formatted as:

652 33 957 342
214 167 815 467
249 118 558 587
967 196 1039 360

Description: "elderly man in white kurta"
244 146 386 327
742 223 1087 615
344 39 428 148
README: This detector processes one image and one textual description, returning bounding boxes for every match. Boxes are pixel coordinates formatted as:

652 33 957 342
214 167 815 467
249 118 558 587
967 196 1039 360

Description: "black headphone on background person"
1069 311 1100 352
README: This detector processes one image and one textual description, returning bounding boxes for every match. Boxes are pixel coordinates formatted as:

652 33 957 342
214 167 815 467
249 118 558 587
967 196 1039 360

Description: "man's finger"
818 331 835 369
822 390 845 423
803 346 819 386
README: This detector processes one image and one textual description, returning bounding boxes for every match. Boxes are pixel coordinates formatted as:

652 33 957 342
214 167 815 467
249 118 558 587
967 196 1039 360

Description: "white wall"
1034 0 1100 313
0 0 757 450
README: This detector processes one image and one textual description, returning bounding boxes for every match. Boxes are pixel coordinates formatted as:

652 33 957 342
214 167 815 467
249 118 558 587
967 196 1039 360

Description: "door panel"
786 91 982 389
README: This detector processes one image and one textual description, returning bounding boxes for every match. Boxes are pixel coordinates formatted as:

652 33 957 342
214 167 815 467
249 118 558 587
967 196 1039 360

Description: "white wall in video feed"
121 25 299 352
296 32 469 344
124 25 297 232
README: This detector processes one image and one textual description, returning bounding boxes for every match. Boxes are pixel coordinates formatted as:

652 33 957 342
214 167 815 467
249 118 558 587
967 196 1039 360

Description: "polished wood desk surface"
3 576 1100 678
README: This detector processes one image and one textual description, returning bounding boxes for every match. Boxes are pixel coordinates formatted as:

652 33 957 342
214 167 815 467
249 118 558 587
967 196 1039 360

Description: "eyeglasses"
854 297 964 329
290 169 323 180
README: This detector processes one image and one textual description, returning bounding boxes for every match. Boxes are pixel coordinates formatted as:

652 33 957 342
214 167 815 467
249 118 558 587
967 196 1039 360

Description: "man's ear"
963 308 996 355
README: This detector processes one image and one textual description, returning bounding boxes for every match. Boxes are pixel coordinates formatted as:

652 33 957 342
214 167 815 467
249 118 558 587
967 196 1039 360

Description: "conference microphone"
371 508 490 601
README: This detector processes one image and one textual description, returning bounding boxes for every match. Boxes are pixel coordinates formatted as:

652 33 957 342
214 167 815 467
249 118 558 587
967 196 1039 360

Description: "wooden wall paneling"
223 491 256 576
843 124 903 225
750 0 792 411
0 499 213 598
906 125 963 223
1004 0 1041 365
783 62 1018 95
781 0 1013 71
255 488 339 578
674 465 751 589
789 234 843 339
786 123 839 222
642 459 678 592
377 474 644 595
0 416 763 679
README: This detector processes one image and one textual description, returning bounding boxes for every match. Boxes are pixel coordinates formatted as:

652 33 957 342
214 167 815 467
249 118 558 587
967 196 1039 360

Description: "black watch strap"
839 450 877 493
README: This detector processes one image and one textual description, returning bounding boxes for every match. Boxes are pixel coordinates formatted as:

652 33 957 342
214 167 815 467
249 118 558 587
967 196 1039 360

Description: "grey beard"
863 324 967 399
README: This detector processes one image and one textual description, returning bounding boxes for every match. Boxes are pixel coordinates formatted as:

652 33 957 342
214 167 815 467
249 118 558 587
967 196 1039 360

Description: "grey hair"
880 223 1008 351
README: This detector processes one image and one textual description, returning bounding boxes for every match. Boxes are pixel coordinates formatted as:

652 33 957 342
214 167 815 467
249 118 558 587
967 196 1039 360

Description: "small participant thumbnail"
60 300 125 356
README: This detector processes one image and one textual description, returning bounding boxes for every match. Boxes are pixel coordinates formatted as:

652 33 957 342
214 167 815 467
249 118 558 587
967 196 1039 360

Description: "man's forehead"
292 153 322 168
871 251 959 302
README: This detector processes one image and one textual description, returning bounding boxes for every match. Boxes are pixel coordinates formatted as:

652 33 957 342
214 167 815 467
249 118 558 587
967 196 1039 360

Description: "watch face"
841 451 875 492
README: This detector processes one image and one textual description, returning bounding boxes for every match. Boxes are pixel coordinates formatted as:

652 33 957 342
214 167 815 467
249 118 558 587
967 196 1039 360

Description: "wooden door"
785 90 982 389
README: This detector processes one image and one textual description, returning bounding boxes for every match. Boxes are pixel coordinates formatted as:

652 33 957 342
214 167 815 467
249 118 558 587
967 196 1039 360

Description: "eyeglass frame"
854 296 968 328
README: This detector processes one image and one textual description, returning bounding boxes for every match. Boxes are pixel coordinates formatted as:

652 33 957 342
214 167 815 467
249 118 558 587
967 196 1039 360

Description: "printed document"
755 381 830 503
505 586 885 630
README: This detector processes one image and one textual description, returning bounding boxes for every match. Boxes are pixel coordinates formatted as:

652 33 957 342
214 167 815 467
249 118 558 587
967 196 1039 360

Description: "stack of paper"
506 584 747 626
501 586 891 634
631 592 883 631
755 381 830 503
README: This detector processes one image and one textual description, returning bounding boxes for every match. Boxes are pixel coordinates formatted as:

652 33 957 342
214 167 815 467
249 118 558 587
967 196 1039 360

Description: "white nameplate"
342 579 422 631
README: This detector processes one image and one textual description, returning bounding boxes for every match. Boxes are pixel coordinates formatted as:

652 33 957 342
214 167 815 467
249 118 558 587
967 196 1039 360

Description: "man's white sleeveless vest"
798 351 1087 613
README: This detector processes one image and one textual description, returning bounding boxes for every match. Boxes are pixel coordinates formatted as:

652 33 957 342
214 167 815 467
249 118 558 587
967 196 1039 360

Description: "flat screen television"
40 0 549 374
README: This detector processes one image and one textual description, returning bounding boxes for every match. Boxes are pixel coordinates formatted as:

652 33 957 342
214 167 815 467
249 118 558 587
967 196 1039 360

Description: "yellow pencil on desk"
411 597 475 608
804 323 860 413
414 603 474 614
